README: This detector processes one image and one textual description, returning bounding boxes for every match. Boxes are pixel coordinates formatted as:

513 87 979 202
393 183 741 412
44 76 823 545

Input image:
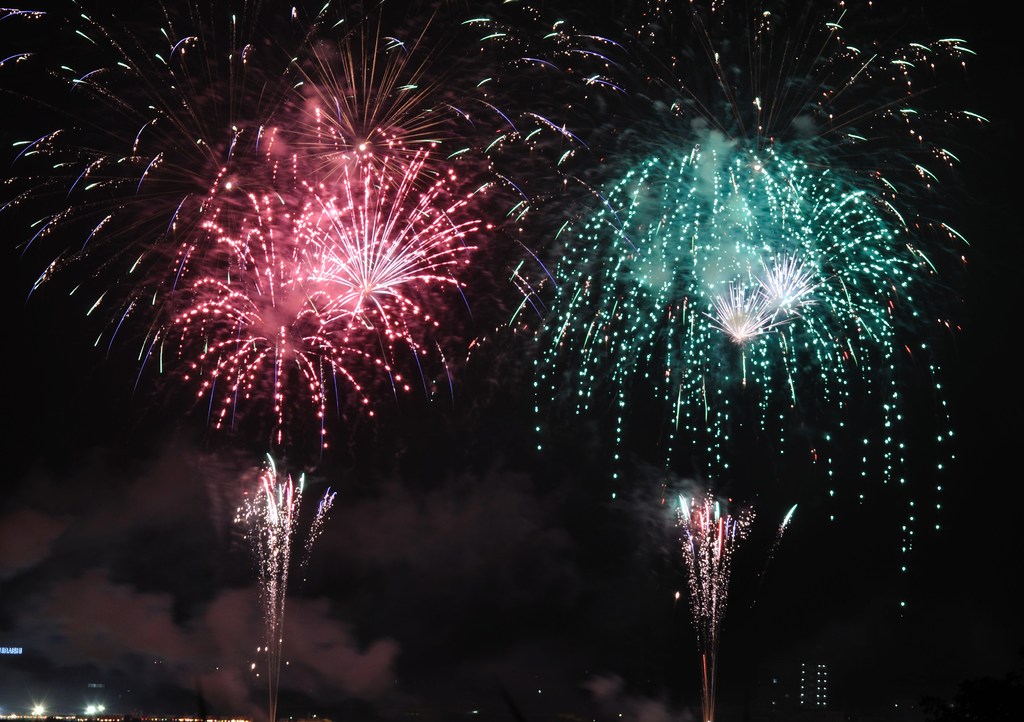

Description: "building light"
799 662 829 708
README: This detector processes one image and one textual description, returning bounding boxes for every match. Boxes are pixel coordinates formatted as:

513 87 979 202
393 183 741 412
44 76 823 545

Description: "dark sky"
1 2 1020 722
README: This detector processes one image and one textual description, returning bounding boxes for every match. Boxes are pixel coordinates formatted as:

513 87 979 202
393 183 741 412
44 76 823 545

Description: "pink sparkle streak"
162 147 485 454
677 493 755 722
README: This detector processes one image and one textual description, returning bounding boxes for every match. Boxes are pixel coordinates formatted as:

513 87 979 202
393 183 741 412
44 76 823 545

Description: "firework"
237 455 335 722
751 502 797 608
676 492 754 722
159 147 484 457
458 3 654 330
2 1 303 308
1 1 484 295
286 5 479 184
2 1 504 460
539 144 929 469
532 0 981 552
764 502 797 571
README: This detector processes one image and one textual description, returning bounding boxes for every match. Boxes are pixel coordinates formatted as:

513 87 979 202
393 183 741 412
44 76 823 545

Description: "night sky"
1 2 1020 722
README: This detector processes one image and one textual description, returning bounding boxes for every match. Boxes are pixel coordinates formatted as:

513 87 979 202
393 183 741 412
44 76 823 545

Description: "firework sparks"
237 455 335 722
1 1 486 297
751 502 797 608
707 282 778 344
2 1 304 305
2 1 502 461
539 145 930 469
531 0 980 557
676 492 755 722
288 6 478 184
159 147 483 457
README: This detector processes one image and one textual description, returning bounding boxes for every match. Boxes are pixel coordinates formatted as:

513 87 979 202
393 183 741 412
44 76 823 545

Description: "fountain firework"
237 455 336 722
676 492 754 722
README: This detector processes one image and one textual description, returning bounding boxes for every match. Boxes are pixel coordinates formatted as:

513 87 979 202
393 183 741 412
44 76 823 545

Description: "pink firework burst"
161 147 486 455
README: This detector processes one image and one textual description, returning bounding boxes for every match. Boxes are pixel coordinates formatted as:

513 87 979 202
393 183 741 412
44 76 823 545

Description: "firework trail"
303 485 337 574
769 503 797 563
237 455 335 722
751 502 796 608
676 492 754 722
531 0 982 555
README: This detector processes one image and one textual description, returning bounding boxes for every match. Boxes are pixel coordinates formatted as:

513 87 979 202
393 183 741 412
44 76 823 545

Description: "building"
800 661 829 710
